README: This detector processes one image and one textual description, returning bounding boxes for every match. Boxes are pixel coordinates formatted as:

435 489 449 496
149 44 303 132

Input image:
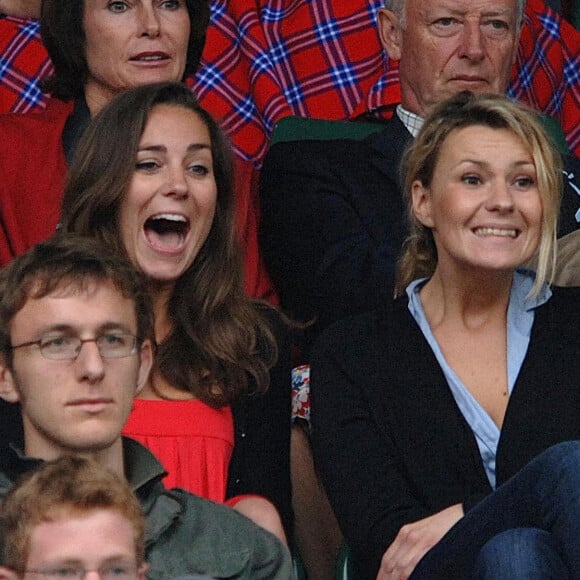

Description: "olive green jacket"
0 438 293 580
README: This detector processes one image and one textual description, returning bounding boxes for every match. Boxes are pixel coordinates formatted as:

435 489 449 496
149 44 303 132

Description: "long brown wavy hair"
60 82 277 407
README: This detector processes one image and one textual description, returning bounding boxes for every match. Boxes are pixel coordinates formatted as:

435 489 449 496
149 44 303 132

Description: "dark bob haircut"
41 0 210 100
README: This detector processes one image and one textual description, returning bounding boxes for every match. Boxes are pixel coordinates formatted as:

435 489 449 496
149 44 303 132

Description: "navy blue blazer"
311 286 580 578
260 116 410 356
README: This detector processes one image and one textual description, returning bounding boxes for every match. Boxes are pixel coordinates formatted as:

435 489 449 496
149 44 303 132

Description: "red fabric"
233 158 278 303
0 97 71 266
1 1 578 302
2 4 577 153
123 398 234 502
0 95 277 300
0 16 51 113
193 0 580 161
512 0 580 157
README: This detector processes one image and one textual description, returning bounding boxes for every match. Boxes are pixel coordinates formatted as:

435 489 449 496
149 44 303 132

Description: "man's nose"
75 340 106 382
458 21 486 61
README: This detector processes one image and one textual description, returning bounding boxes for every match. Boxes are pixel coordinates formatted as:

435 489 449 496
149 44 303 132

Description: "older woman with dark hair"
59 82 292 542
41 0 207 104
312 92 580 580
0 0 209 265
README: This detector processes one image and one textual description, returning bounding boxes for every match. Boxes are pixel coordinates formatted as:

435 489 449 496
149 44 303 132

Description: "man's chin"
63 431 121 456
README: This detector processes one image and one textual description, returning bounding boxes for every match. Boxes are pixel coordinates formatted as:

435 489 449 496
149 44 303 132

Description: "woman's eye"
462 175 481 185
160 0 182 9
136 160 159 172
515 176 535 188
108 1 129 13
189 164 209 176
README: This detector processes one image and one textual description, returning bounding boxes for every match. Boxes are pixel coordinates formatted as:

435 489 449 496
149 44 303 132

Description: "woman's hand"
376 503 464 580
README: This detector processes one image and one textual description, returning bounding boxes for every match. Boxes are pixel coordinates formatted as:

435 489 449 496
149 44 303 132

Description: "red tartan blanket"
0 0 578 301
1 0 579 158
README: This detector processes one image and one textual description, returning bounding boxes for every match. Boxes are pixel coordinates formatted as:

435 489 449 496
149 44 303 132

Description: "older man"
260 0 580 356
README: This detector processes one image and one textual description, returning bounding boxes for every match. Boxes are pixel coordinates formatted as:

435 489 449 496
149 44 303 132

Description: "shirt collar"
406 269 552 313
396 104 424 137
511 268 552 311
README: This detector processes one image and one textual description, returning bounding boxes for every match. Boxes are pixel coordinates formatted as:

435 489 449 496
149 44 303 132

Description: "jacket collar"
363 115 413 182
122 437 167 492
0 438 176 546
0 437 167 494
365 114 413 157
62 95 91 166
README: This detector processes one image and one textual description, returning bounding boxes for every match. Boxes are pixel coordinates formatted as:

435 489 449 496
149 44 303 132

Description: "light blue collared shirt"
407 270 552 489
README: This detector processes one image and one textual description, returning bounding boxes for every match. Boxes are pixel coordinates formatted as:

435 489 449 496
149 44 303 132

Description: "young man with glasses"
0 234 293 579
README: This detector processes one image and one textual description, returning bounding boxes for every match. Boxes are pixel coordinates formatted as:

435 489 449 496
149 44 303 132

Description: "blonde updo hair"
395 91 562 297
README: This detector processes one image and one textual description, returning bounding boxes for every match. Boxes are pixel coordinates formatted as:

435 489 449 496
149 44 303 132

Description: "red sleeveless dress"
123 399 234 503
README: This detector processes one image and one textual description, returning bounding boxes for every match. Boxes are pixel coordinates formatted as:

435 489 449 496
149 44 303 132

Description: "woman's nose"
138 4 161 38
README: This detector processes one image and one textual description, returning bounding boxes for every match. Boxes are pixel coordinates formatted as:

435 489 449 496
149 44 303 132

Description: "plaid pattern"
0 16 52 113
396 105 424 138
193 0 580 162
1 0 579 159
510 0 580 158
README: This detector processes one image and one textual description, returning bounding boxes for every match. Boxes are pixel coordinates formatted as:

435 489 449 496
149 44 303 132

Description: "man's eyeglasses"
24 562 140 580
10 333 139 361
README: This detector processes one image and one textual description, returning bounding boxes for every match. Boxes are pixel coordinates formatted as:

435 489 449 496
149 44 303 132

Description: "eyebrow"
32 322 135 336
40 555 135 567
137 143 211 154
457 159 536 170
435 4 514 18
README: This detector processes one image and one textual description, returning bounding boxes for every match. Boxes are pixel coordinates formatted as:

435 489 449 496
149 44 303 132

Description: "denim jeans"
411 441 580 579
473 528 568 579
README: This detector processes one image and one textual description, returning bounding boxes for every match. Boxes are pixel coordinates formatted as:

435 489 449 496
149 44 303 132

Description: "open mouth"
473 227 519 238
130 52 170 63
144 213 190 252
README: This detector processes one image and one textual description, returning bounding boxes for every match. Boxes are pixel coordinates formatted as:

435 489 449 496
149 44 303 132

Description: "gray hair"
383 0 525 30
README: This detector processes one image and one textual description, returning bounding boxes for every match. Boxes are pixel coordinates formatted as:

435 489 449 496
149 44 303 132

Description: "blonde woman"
312 92 580 580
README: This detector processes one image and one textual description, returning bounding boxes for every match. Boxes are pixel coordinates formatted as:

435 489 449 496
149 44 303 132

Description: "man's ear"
0 566 21 580
377 8 403 61
411 180 435 228
0 355 20 404
135 340 153 396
